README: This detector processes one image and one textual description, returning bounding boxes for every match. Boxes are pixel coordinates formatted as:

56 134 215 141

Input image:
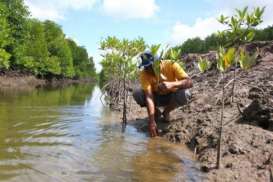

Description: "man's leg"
162 89 191 122
133 88 162 121
162 101 177 119
133 88 146 107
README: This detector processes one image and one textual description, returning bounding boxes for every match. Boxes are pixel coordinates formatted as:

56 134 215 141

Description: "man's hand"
158 78 193 92
149 121 158 137
144 89 159 137
158 81 174 92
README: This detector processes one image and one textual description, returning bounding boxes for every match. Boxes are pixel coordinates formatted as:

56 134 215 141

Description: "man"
133 51 193 137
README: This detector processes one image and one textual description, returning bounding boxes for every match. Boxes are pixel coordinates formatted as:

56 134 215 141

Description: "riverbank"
0 70 96 91
124 41 273 181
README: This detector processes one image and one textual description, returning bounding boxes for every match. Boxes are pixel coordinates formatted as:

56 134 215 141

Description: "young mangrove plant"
100 36 146 132
239 48 258 70
218 6 264 102
199 36 260 170
169 48 185 68
216 46 236 169
197 57 211 73
214 6 264 166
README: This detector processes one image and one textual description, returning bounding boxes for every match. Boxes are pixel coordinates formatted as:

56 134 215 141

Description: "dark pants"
133 88 191 107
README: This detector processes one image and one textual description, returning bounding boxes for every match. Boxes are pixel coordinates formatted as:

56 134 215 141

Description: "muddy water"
0 85 203 182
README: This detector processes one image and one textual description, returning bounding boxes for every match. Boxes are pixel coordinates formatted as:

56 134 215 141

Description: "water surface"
0 84 202 181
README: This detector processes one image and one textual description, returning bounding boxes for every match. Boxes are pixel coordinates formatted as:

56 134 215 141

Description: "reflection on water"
0 84 202 181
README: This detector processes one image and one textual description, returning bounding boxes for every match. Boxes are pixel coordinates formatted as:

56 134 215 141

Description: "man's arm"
158 77 193 91
144 90 158 137
172 77 193 89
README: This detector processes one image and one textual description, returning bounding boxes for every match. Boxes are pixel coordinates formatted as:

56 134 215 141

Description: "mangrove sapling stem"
214 73 223 89
122 72 127 133
217 73 225 169
231 68 236 102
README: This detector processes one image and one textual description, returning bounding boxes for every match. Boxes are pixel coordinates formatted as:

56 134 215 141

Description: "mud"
126 41 273 182
0 74 45 91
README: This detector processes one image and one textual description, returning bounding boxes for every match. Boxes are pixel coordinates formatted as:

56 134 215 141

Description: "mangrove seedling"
217 6 264 102
239 48 258 70
216 46 235 169
198 57 211 73
99 36 146 132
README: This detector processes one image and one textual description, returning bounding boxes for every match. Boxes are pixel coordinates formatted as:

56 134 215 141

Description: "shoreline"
0 72 96 92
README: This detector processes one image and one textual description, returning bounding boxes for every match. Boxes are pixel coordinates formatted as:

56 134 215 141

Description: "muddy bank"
0 74 45 92
0 71 95 91
123 41 273 181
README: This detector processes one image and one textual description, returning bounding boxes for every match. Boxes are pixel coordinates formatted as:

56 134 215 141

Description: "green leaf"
239 49 257 70
198 57 211 73
225 47 236 67
218 15 228 24
152 59 161 77
150 44 161 56
236 7 247 20
217 47 235 72
231 16 238 30
246 31 255 41
0 49 11 69
169 49 181 61
242 7 248 18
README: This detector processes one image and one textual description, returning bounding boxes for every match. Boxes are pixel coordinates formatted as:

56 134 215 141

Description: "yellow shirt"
139 60 188 95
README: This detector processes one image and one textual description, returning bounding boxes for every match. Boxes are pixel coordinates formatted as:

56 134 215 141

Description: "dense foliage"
0 0 96 79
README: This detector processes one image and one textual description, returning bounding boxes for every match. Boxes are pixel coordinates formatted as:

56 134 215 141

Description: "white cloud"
25 0 159 20
169 0 273 45
170 17 226 45
24 0 97 21
102 0 159 19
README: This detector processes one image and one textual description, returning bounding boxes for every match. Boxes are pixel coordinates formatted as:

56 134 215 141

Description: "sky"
24 0 273 71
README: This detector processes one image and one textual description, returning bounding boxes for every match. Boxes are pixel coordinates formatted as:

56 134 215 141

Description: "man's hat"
138 51 155 68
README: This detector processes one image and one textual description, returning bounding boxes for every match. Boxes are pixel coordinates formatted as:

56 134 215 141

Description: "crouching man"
133 51 193 137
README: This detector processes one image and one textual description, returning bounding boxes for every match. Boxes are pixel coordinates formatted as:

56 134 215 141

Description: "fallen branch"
224 78 235 89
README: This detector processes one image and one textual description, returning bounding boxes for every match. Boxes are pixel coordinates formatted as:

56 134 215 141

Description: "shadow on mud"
236 87 273 131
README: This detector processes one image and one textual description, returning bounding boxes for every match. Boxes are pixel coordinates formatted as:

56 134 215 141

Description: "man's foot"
162 111 171 122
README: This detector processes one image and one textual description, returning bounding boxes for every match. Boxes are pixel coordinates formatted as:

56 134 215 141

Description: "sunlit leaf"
153 59 161 76
198 57 211 73
239 49 257 70
0 48 11 69
150 44 161 57
246 31 255 41
217 47 235 72
218 15 228 24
